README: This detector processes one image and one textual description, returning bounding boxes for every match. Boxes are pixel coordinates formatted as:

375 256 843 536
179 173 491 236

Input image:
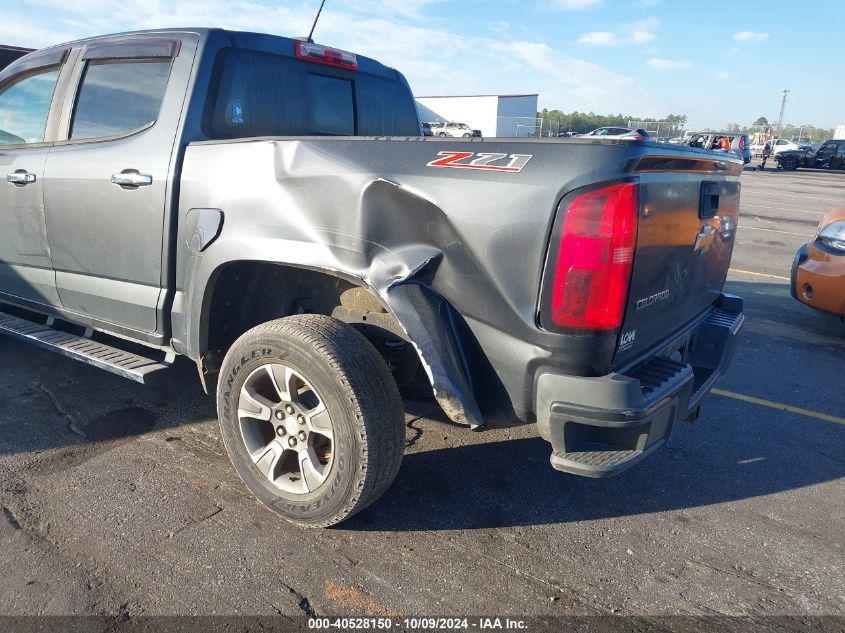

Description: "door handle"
111 171 152 188
7 171 36 185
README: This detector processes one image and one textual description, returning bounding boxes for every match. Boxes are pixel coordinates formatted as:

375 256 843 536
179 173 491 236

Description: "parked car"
770 138 801 154
428 121 480 138
791 209 845 319
775 139 845 171
425 121 444 135
421 121 433 137
581 126 650 140
0 28 744 527
685 132 751 164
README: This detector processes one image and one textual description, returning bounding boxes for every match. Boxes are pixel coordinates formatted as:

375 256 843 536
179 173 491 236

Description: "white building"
834 125 845 140
415 94 539 138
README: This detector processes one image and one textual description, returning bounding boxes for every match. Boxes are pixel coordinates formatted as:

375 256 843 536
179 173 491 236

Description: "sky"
2 0 843 130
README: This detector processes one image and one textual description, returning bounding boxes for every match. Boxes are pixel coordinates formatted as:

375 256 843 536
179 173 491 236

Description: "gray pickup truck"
0 28 744 527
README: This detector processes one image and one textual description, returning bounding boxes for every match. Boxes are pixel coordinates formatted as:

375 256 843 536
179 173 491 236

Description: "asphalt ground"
0 160 843 627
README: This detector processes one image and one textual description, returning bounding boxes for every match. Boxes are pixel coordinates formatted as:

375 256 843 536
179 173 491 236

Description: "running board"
0 312 172 383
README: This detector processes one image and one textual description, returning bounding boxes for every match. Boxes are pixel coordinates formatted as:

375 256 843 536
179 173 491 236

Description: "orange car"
791 208 845 318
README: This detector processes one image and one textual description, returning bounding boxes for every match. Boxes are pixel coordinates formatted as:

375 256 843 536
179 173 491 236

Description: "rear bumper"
535 294 744 477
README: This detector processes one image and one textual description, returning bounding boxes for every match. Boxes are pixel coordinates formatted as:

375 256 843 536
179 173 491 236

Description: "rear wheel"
217 314 405 527
782 155 799 171
462 133 472 138
438 132 447 137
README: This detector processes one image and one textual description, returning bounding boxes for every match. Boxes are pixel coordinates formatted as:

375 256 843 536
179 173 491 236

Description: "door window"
70 60 172 140
816 143 836 160
0 67 60 146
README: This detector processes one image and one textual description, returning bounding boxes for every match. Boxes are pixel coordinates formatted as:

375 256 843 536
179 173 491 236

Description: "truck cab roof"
13 27 405 82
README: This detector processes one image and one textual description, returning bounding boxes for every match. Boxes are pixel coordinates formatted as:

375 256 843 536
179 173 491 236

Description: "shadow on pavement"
347 403 845 531
0 281 842 531
349 279 845 531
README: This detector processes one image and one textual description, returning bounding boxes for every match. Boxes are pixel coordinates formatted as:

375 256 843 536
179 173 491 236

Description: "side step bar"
0 312 172 383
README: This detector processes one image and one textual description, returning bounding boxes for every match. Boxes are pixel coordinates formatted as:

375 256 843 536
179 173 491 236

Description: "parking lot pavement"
0 168 843 621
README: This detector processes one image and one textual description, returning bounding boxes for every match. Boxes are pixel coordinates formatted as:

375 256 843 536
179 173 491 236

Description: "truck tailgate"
613 162 741 365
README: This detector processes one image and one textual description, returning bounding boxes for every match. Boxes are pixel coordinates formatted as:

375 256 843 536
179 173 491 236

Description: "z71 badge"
426 151 533 173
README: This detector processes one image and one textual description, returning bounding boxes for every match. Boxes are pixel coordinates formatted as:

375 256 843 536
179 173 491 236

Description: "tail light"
739 136 746 150
295 41 358 71
545 182 638 330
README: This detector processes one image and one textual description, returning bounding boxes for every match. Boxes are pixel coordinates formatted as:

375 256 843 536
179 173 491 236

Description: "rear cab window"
307 74 354 135
206 42 420 139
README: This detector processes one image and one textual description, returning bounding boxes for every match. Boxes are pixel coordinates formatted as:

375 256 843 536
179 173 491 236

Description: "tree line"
537 109 688 137
737 117 833 143
537 110 834 142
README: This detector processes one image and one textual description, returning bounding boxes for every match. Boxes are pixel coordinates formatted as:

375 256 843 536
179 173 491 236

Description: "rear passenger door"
0 49 71 306
43 35 198 336
813 142 837 169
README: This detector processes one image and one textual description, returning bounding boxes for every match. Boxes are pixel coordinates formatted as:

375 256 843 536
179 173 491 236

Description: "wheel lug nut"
298 431 307 441
275 410 284 420
288 437 297 447
285 405 295 415
276 426 286 436
297 414 305 425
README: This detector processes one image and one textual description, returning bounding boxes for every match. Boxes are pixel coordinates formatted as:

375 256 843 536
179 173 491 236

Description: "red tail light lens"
295 41 358 71
548 182 638 330
739 135 746 150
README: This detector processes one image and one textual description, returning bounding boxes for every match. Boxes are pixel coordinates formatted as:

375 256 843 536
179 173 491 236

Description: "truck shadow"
349 399 845 531
0 280 842 531
349 279 845 531
0 343 213 455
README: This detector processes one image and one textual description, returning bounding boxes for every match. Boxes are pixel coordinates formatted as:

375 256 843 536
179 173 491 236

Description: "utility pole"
775 89 789 133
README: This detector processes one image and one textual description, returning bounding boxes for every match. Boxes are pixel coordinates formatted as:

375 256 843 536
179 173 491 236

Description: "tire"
782 155 799 171
438 132 447 137
462 133 472 138
217 314 405 528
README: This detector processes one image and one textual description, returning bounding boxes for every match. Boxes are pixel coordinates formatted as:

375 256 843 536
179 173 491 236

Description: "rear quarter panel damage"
172 138 739 426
